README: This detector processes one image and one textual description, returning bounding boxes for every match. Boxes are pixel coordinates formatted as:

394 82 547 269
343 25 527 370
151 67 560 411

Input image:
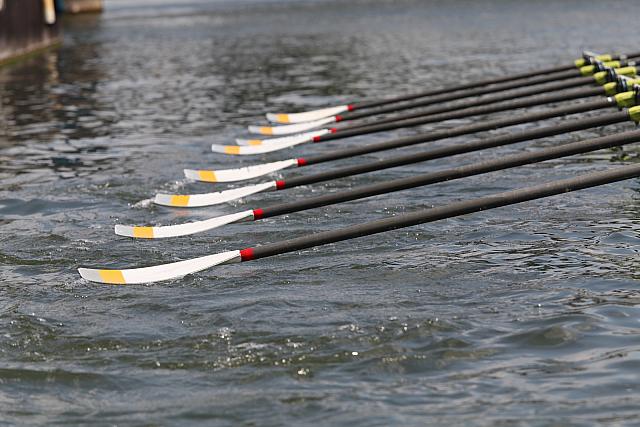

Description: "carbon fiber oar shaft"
342 68 633 124
276 108 629 189
351 52 640 110
255 129 640 219
257 62 637 135
302 97 616 166
240 163 640 261
336 83 606 134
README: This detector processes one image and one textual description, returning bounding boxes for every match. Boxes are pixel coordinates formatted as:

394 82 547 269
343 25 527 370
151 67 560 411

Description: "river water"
1 0 640 425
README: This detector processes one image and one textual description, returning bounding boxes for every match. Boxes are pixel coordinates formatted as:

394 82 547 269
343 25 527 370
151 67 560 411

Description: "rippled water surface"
2 0 640 425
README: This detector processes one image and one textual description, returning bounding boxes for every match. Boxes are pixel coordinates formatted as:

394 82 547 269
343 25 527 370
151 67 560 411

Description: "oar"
118 130 640 238
80 163 640 284
237 72 639 147
185 91 640 188
264 51 635 124
251 62 637 136
161 104 639 207
243 69 639 145
218 67 637 153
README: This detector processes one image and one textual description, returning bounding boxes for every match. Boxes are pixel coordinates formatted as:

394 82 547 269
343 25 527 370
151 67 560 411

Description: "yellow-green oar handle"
602 76 640 95
627 105 640 122
579 60 621 76
575 53 613 68
613 88 640 108
593 66 637 85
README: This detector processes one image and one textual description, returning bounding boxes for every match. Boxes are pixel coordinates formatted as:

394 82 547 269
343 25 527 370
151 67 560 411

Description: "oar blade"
211 138 308 155
154 181 276 208
78 250 242 284
266 105 349 124
115 210 255 239
184 159 298 183
236 129 329 146
248 116 336 136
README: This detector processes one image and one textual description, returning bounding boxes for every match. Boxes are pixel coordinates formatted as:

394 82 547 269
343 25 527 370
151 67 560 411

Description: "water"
1 0 640 424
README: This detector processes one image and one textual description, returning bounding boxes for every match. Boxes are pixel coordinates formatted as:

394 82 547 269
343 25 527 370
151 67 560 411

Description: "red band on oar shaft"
252 208 264 220
335 115 343 122
313 128 337 142
347 104 355 111
240 248 255 261
275 180 286 190
296 158 307 167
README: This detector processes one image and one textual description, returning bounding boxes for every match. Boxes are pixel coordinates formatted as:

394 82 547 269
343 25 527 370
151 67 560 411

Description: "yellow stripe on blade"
275 114 290 123
224 146 241 155
99 270 126 285
170 195 191 207
133 226 154 239
260 127 274 135
198 170 217 182
247 140 263 146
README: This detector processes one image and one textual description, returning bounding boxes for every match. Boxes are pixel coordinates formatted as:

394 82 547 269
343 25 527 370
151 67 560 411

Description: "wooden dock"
0 0 60 65
0 0 103 66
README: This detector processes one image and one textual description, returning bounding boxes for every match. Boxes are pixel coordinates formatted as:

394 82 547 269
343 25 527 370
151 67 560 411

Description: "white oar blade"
211 138 308 156
154 181 276 208
248 116 336 136
115 210 255 239
79 250 241 284
236 129 329 146
266 105 350 124
184 159 297 183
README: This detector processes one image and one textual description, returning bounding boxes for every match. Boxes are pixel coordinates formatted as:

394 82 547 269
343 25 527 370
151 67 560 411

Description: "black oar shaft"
284 109 629 189
339 84 606 134
344 74 596 122
321 88 612 141
241 163 640 261
303 98 616 166
259 129 640 218
351 52 640 110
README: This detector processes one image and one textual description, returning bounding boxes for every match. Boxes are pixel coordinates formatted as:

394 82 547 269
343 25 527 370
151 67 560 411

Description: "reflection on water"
1 0 640 425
